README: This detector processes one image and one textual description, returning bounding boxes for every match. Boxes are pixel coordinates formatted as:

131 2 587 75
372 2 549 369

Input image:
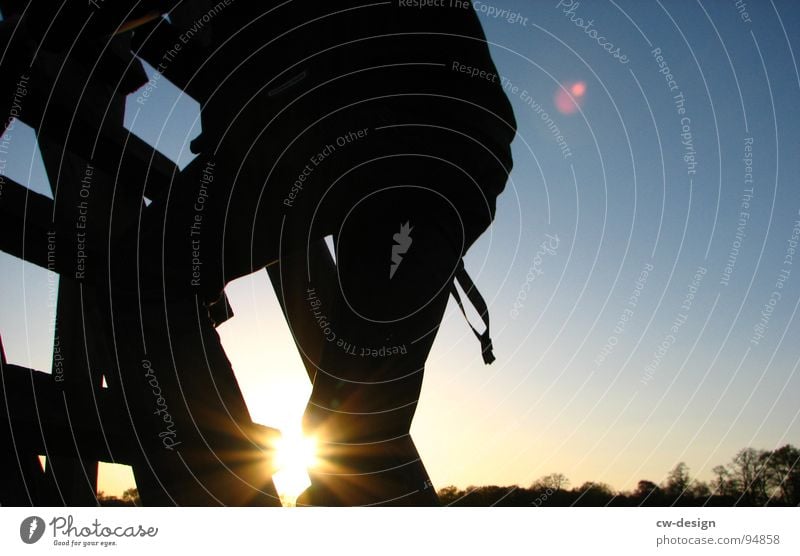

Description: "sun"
271 429 318 506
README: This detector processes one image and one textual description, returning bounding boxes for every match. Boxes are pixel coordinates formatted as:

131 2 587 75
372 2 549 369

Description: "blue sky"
1 0 799 495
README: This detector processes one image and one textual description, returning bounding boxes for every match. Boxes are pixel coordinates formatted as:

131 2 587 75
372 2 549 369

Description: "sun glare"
271 430 318 506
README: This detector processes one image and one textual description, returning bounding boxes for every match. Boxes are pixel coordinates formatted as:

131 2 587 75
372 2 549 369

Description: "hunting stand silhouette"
0 1 514 506
0 2 316 506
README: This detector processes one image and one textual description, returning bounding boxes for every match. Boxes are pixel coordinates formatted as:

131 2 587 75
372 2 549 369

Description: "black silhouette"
0 1 515 506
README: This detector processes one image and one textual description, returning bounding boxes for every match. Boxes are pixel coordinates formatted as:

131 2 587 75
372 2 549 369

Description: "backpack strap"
450 259 495 365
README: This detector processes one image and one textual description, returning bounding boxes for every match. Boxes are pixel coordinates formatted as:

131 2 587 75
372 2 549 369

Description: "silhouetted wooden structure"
0 2 341 506
1 0 513 507
0 2 282 506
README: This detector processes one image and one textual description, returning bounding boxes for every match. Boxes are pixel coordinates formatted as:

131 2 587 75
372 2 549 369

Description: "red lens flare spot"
555 81 587 114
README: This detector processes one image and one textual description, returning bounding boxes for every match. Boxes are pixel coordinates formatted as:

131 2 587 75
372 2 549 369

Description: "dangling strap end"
480 331 495 365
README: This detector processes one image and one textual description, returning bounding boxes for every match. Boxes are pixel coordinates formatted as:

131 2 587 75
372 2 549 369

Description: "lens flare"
555 81 587 114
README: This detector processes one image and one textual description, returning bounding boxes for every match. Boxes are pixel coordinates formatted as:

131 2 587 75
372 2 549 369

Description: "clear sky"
2 0 799 497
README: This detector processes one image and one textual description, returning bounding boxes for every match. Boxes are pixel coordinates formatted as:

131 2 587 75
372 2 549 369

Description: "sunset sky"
2 0 799 498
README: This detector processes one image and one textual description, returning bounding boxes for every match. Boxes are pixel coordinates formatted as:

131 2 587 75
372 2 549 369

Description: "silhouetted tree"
730 448 769 505
437 485 463 505
572 481 615 506
122 488 140 506
532 473 570 492
633 480 664 505
433 444 799 506
96 491 135 507
711 465 736 498
688 480 711 499
459 485 519 506
762 444 800 506
635 480 659 497
663 462 691 503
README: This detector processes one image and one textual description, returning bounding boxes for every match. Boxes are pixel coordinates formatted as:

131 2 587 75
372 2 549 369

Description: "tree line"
438 444 800 507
